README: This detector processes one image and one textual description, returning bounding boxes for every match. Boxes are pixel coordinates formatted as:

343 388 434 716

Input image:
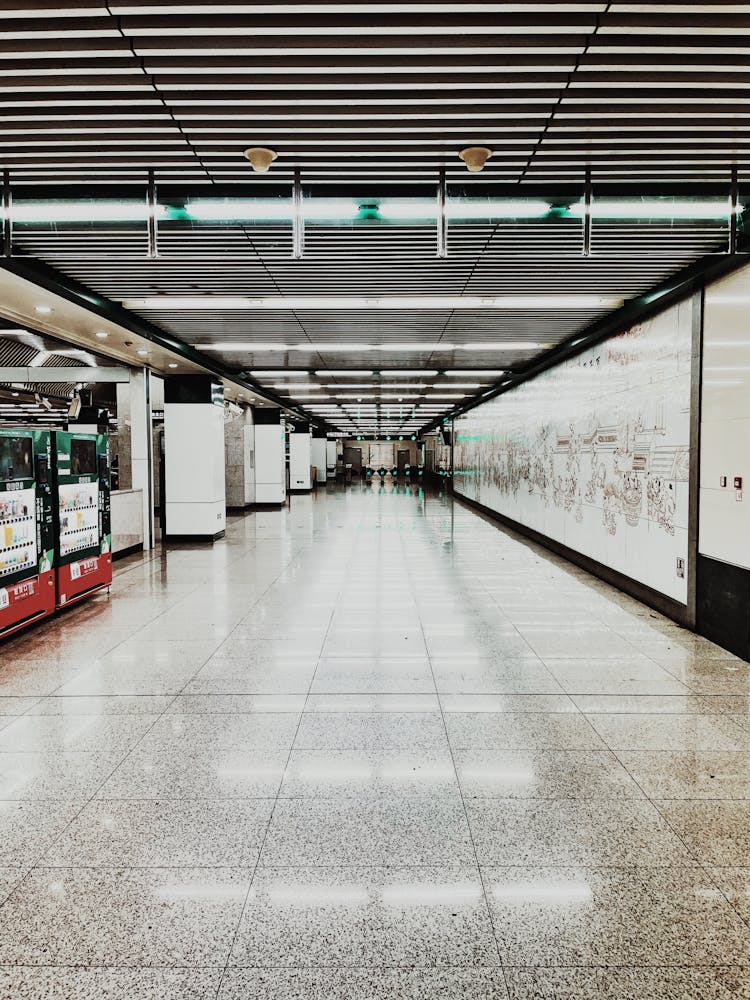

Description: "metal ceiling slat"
0 1 746 434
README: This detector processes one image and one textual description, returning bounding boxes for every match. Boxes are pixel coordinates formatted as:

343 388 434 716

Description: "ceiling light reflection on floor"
491 882 592 904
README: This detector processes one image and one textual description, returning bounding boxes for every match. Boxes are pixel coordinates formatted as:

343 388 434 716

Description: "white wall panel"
454 300 693 604
700 264 750 569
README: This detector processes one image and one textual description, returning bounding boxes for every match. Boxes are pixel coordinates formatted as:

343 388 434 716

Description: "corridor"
0 485 749 998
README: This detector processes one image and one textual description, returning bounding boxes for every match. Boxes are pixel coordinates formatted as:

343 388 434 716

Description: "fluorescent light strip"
124 295 621 311
273 384 323 390
198 343 551 353
315 369 374 376
568 199 734 220
251 370 311 377
443 369 504 376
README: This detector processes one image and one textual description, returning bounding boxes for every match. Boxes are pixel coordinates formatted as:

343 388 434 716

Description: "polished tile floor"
0 483 749 999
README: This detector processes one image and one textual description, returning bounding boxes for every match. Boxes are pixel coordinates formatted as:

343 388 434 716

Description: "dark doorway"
344 446 362 474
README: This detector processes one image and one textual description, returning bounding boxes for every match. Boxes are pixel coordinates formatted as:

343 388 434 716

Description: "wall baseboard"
163 530 225 543
697 554 750 662
452 489 692 629
112 543 144 562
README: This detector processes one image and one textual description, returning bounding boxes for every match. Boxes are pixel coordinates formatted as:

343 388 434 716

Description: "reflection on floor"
0 483 749 999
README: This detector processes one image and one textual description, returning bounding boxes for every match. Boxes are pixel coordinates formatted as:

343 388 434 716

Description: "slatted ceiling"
591 223 729 256
0 3 748 182
0 330 97 401
0 337 38 368
0 2 746 433
127 304 606 373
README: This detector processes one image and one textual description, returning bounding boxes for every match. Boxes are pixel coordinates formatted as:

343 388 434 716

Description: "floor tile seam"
205 543 325 667
11 697 45 719
212 574 339 1000
20 960 748 970
407 557 508 991
23 700 181 874
0 865 37 917
249 862 717 871
609 750 750 930
644 798 750 935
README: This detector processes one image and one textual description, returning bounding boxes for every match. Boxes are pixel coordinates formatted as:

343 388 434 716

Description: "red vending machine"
52 430 112 608
0 428 56 640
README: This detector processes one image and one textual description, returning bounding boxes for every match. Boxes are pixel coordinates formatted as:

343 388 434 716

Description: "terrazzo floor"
0 483 749 999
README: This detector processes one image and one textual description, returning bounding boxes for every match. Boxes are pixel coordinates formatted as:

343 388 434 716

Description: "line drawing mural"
453 299 693 603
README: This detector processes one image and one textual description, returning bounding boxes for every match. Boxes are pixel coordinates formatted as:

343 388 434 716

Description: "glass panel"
0 436 33 481
70 438 96 476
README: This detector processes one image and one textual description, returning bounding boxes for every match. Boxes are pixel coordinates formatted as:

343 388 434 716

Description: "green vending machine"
0 428 55 639
52 430 112 608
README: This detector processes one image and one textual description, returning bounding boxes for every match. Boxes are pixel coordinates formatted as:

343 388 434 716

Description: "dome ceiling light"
459 147 492 173
243 147 278 173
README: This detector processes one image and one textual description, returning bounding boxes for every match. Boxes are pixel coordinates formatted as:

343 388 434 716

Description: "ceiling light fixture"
34 305 52 314
124 295 622 311
443 369 504 376
95 330 109 339
243 146 277 172
459 146 492 172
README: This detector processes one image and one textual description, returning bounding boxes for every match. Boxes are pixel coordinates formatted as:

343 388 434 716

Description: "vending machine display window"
0 436 33 481
57 482 99 558
70 438 96 476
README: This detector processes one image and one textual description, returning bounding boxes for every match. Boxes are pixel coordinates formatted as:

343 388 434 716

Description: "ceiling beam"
0 365 130 382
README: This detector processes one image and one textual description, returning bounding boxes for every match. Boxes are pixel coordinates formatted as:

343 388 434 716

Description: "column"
224 405 255 510
115 366 154 549
254 407 286 505
310 428 327 486
164 376 226 540
289 422 312 492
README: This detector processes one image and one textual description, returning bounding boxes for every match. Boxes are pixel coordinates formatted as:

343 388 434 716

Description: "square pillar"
289 422 312 492
224 405 255 510
164 377 226 540
311 429 327 486
115 366 154 550
254 407 286 505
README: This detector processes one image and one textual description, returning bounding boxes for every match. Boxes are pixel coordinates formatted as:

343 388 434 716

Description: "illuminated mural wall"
453 299 694 603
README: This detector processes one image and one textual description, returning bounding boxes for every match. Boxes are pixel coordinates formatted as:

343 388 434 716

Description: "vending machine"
52 431 112 608
0 428 56 640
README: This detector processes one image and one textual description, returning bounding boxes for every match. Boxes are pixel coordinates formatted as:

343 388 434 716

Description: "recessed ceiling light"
136 349 149 356
34 305 52 314
168 362 178 368
95 331 109 339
